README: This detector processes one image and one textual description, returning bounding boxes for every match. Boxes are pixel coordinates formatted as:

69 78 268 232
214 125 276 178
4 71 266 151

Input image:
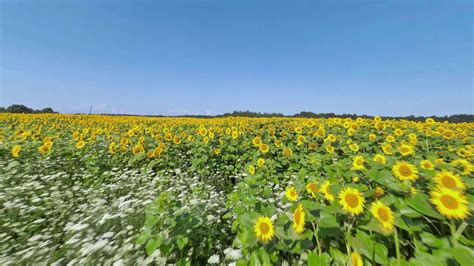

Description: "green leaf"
350 230 388 264
318 211 338 228
177 235 188 250
451 246 474 266
407 193 444 220
145 238 159 256
308 252 331 266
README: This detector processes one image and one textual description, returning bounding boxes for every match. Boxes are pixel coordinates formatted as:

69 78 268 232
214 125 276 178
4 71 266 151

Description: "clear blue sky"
1 0 472 116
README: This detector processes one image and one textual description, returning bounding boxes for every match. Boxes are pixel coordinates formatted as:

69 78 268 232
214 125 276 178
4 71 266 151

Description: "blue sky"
1 0 472 116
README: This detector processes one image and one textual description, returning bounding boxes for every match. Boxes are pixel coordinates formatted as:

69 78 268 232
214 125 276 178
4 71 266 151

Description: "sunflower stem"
394 228 401 266
312 222 322 255
449 219 458 247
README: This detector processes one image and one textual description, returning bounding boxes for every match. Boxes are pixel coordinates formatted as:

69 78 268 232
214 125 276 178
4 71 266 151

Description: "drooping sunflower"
431 187 470 220
254 216 275 242
306 182 319 198
338 187 365 216
321 181 334 202
352 156 365 170
420 160 434 170
248 165 255 175
392 161 418 181
370 201 394 232
285 186 298 202
108 142 117 154
11 145 21 157
433 170 465 190
292 203 305 233
351 251 363 266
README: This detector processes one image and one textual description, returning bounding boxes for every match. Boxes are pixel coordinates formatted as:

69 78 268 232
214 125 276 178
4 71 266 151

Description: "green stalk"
449 219 458 247
394 228 401 266
312 222 322 255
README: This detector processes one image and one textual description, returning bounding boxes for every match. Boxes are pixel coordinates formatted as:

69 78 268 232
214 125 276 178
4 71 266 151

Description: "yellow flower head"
248 165 255 175
285 186 298 202
433 170 465 191
306 182 319 198
257 158 265 167
375 186 385 197
397 144 414 156
321 181 334 202
259 143 269 153
373 154 386 164
420 160 434 170
371 201 394 232
11 145 21 158
254 216 275 242
338 187 365 216
352 156 365 170
431 187 470 220
351 251 364 266
392 161 418 181
283 147 293 158
292 203 305 233
76 140 86 149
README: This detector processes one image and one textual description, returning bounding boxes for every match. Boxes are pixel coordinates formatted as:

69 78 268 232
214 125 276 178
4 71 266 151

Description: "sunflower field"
0 113 473 265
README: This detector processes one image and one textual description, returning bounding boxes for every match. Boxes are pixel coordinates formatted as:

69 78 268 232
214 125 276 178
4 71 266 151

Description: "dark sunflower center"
441 195 458 210
441 176 456 188
345 194 359 208
399 165 411 176
260 222 269 234
377 208 389 221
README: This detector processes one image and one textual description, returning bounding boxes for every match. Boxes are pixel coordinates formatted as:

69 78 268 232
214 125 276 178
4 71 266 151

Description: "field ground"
0 114 473 265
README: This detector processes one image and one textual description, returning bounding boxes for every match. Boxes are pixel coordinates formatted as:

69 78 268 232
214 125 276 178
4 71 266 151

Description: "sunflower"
410 187 417 196
351 252 363 266
369 133 376 141
321 181 334 202
431 187 470 220
420 160 434 170
325 144 334 154
248 165 255 175
306 182 319 198
392 161 418 181
282 147 293 158
349 143 359 152
451 159 474 176
173 136 181 145
371 201 394 232
259 143 269 153
285 186 298 201
381 143 393 155
257 158 265 167
76 140 86 149
254 217 275 242
252 136 262 146
397 144 414 156
108 142 117 154
274 139 283 147
373 154 386 164
375 186 385 197
386 135 395 143
11 145 21 157
352 156 365 170
433 170 465 190
292 203 305 233
338 187 365 216
132 143 144 154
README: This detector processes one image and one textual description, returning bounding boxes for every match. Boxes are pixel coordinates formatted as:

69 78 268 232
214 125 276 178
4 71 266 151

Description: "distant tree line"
0 104 56 114
1 105 472 123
